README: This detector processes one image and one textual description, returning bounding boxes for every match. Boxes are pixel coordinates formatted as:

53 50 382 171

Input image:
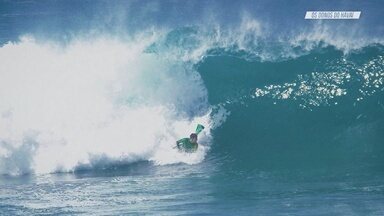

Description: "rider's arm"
176 138 184 148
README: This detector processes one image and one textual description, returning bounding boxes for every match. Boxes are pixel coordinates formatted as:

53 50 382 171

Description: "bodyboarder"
176 124 205 153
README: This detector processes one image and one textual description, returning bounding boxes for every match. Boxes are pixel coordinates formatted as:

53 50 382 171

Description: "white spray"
0 35 218 175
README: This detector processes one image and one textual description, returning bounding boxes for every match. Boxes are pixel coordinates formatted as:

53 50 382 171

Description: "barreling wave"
0 17 383 175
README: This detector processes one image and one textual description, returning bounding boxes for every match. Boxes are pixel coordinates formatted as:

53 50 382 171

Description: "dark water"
1 0 384 215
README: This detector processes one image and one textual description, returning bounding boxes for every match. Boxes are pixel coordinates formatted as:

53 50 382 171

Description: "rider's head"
189 133 198 143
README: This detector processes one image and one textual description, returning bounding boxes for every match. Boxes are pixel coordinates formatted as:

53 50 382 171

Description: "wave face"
200 45 384 171
0 0 383 176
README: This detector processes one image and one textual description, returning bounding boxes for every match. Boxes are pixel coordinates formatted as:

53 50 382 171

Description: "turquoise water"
1 0 384 215
1 162 384 215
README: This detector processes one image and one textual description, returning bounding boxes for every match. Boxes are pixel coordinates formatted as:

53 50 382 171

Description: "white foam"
0 35 220 175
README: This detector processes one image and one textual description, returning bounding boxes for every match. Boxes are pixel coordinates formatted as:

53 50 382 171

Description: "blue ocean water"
0 0 384 215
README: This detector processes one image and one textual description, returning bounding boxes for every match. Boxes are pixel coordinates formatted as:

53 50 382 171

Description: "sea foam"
0 36 216 175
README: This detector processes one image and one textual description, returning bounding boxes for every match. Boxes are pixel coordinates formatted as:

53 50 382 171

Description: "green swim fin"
195 124 205 135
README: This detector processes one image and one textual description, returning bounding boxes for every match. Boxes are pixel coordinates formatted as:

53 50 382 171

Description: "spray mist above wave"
0 35 229 176
144 17 383 64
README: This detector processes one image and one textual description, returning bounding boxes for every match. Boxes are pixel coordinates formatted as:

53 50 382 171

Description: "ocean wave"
0 21 383 175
